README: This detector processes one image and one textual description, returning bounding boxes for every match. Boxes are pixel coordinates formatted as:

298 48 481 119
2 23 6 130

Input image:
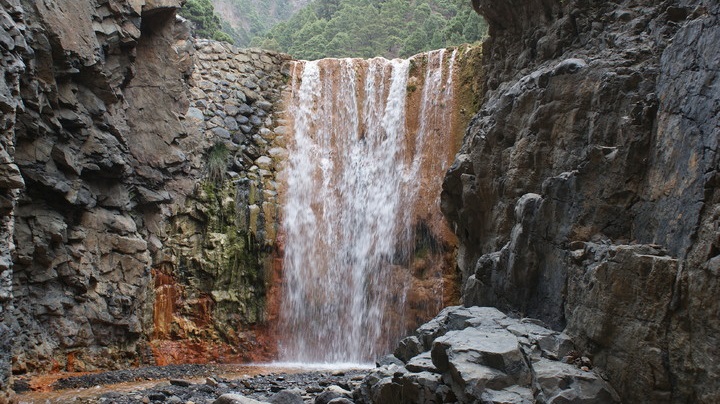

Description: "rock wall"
0 0 291 396
0 0 29 400
442 0 719 402
9 0 190 377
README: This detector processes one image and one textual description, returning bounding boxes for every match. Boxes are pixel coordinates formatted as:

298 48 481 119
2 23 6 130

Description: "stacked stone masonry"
151 40 291 364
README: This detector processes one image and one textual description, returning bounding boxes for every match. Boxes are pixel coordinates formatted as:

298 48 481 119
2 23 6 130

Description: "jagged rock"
480 386 533 404
355 306 618 404
375 355 403 368
315 391 344 404
533 359 620 404
326 399 353 404
394 336 423 363
442 0 720 402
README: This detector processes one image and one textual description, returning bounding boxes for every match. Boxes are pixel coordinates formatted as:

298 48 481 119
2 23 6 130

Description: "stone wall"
149 40 290 364
442 0 719 402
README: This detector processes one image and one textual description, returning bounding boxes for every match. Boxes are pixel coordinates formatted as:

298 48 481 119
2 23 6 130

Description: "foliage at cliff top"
180 0 235 43
252 0 488 60
211 0 312 47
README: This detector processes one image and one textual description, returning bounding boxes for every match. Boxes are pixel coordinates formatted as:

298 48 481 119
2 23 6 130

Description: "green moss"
206 142 229 184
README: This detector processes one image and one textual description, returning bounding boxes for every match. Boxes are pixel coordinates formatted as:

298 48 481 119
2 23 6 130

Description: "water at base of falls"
279 50 457 364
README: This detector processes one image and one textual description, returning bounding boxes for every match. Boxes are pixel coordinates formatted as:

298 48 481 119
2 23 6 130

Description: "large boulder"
355 306 619 404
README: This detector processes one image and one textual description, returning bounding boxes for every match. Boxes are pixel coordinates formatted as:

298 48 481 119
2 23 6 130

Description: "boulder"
355 306 618 404
533 359 620 403
269 390 303 404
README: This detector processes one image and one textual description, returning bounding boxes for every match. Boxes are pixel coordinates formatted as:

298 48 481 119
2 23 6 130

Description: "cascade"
278 50 459 364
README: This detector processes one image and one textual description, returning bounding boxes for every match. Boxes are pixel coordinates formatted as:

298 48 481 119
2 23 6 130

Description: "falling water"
279 50 458 364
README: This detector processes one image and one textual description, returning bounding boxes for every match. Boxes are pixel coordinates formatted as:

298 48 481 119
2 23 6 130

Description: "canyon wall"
443 0 719 402
0 0 290 398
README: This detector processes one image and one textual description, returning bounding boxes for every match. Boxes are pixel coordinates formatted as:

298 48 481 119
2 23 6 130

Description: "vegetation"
180 0 234 43
206 142 230 184
252 0 488 59
210 0 311 47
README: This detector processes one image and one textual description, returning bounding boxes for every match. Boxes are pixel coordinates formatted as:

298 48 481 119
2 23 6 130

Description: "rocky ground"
15 365 368 404
13 306 619 403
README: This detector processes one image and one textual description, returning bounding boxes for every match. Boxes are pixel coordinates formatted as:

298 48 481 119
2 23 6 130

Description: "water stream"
279 50 458 364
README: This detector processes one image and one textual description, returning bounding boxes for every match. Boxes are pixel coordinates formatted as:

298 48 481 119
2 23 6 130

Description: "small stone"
212 127 232 139
186 107 204 121
326 399 353 404
256 100 273 111
224 117 240 131
148 393 166 401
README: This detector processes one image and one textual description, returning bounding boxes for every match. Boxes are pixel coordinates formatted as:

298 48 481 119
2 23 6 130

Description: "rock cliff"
0 0 290 399
442 0 719 402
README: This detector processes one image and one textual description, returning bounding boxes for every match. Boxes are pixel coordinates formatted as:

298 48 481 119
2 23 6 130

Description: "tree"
255 0 488 60
180 0 234 43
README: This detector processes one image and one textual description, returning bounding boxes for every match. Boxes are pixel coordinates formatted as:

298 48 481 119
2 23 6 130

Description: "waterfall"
279 51 458 364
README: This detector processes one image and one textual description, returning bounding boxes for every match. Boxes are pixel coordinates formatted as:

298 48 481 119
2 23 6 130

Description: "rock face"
442 0 719 402
150 40 290 365
7 0 191 377
0 0 291 393
355 306 619 403
0 0 29 400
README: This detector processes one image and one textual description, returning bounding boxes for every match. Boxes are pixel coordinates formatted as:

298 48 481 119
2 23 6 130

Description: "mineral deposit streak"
280 51 456 363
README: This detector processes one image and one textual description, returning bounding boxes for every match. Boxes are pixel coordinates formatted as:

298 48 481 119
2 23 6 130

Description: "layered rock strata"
9 0 190 380
442 0 719 402
0 0 29 400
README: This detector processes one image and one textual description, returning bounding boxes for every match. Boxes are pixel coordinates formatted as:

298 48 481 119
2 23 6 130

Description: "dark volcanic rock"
355 306 618 404
1 0 292 392
442 0 720 402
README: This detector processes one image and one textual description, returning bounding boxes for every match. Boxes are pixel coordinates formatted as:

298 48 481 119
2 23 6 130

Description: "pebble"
54 366 371 404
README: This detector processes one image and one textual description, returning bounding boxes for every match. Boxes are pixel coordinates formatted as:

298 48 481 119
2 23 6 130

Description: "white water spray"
279 52 457 364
